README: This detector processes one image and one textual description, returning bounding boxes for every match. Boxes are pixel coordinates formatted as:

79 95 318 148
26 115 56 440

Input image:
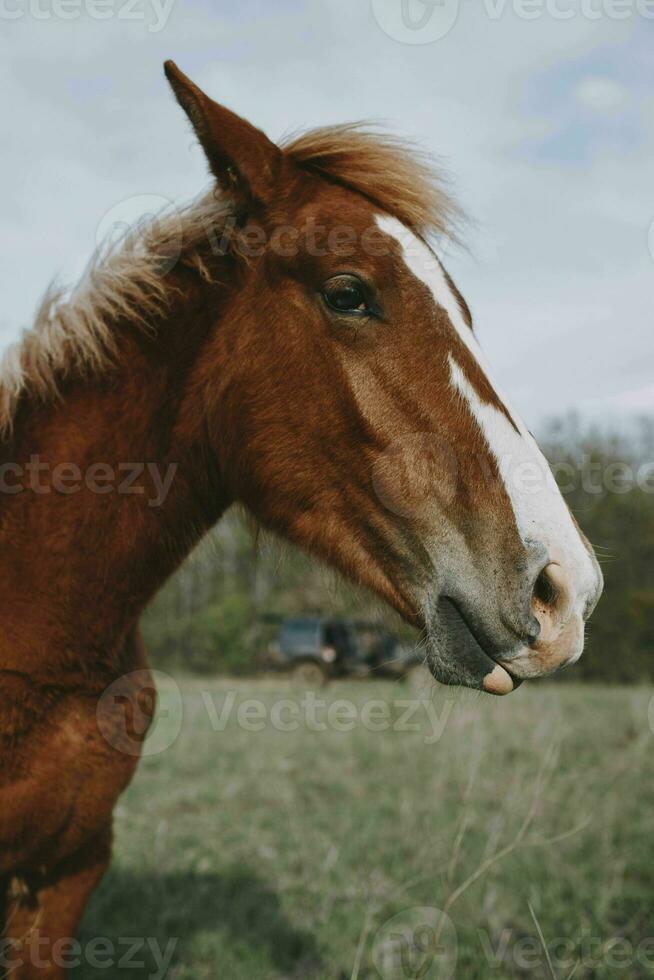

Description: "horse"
0 61 602 976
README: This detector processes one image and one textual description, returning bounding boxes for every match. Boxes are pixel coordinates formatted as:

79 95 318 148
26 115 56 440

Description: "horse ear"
164 60 282 206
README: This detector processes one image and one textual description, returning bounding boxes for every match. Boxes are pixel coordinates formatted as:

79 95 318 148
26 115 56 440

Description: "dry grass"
80 678 654 979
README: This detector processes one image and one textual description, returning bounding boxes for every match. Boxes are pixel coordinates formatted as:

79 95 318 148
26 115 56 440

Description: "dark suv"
266 615 430 687
266 616 366 685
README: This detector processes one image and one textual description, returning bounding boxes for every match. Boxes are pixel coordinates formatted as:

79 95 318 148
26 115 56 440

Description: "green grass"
77 677 654 979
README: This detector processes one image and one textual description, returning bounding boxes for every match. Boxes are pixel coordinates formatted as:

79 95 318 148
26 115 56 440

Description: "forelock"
282 124 463 246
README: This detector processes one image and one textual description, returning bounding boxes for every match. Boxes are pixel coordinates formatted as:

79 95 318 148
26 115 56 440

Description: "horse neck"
0 273 234 678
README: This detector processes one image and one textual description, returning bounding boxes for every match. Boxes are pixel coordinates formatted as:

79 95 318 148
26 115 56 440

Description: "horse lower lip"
431 597 523 696
483 663 516 696
488 659 524 692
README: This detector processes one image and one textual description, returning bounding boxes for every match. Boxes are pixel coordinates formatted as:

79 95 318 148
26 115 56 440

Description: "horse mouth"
426 597 522 697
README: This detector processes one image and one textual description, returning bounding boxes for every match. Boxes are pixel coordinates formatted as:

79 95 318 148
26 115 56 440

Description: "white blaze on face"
375 214 597 610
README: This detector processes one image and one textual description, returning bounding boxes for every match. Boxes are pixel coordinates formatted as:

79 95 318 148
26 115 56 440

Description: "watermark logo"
97 682 452 756
370 0 654 40
371 0 461 44
97 669 182 757
371 906 457 978
372 433 460 520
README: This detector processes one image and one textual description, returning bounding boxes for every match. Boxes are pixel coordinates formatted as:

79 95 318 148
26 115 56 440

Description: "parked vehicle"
265 616 367 685
265 615 431 688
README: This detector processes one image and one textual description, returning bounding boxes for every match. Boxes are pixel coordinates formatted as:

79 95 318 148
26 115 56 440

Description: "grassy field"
77 676 654 979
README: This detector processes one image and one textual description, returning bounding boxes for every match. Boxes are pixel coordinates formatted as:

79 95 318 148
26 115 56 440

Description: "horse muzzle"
424 555 603 696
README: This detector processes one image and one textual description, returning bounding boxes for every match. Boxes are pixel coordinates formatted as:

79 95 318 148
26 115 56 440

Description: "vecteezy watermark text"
371 0 654 47
0 933 177 979
0 456 177 507
94 193 453 272
96 673 454 757
479 927 654 972
201 689 453 745
0 0 175 31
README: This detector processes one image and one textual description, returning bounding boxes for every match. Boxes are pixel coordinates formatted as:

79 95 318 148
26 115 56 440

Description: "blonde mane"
0 124 458 437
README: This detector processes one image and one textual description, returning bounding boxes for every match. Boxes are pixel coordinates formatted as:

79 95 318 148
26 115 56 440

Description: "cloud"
574 75 626 111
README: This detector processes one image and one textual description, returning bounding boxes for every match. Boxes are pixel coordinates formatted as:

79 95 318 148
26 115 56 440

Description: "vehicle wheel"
405 663 433 695
291 662 328 687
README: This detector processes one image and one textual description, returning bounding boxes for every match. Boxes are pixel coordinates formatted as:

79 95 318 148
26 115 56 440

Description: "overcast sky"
1 0 652 426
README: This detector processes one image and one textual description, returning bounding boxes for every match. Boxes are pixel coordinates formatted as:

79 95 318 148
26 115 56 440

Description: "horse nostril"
530 562 574 640
533 565 560 609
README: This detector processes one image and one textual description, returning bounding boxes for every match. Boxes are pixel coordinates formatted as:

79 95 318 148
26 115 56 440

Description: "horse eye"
322 276 372 316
